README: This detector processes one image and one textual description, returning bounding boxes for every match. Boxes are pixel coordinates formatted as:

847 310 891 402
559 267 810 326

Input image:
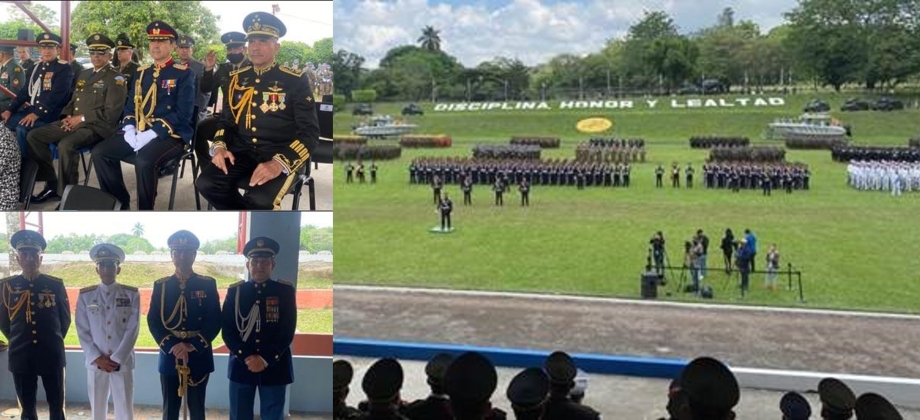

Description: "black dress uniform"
27 33 128 199
0 230 71 420
542 352 601 420
5 32 74 159
360 358 410 420
195 31 251 166
113 33 140 87
333 360 362 420
679 357 739 419
403 353 453 420
147 230 221 420
507 367 550 420
221 236 296 420
443 352 506 420
196 12 320 210
92 20 195 210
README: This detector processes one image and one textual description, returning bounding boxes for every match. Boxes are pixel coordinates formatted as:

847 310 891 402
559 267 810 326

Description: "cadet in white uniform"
75 244 140 420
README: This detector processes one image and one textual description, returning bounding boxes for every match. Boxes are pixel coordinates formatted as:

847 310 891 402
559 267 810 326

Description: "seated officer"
92 20 194 210
27 33 127 203
333 360 362 420
221 236 296 420
404 353 453 420
443 352 501 420
195 31 251 167
196 12 319 210
359 358 410 420
75 243 140 420
818 378 856 420
147 230 221 420
507 367 550 420
543 351 601 419
0 230 71 420
1 32 73 158
679 357 739 420
780 391 811 420
854 393 902 420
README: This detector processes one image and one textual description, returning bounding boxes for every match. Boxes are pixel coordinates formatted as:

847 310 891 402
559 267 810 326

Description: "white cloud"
334 0 798 69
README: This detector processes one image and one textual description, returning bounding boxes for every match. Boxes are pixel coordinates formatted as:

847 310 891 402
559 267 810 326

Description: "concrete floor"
0 401 329 420
27 157 332 211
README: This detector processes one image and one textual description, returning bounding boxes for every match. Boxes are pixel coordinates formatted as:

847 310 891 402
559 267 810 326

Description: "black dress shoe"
31 188 61 204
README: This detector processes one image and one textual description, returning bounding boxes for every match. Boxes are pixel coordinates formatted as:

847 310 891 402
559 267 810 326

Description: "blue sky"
334 0 800 68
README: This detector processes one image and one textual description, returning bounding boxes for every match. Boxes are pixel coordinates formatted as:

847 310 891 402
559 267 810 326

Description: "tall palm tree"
132 222 144 237
418 26 442 52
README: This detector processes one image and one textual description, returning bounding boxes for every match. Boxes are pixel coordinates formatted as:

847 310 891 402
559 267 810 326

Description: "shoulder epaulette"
195 274 217 284
279 66 302 77
173 63 188 70
228 280 244 288
277 279 294 288
0 276 14 284
154 276 171 284
44 274 64 283
121 285 138 292
138 64 151 71
230 66 251 76
80 285 98 294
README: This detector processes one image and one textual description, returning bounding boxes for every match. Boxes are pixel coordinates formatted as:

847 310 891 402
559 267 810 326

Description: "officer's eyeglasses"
88 50 108 56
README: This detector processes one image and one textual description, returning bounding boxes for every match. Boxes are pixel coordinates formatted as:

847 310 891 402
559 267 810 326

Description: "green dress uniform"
113 33 139 87
147 230 221 420
0 230 70 420
196 12 320 210
27 33 128 198
1 49 26 112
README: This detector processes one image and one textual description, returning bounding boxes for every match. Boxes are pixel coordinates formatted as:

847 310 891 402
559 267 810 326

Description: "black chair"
314 138 333 165
19 158 38 210
59 184 122 210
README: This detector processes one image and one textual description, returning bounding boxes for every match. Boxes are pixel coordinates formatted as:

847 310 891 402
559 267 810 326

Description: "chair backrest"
19 158 38 208
59 185 122 210
313 139 333 165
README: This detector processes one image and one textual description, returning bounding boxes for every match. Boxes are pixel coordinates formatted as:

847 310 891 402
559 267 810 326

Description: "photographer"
688 239 704 293
650 231 666 276
720 229 735 274
735 239 752 294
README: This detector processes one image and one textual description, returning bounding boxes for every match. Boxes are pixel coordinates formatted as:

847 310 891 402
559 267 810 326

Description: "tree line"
333 0 920 102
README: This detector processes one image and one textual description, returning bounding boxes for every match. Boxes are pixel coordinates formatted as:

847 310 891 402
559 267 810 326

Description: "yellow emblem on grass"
576 117 613 133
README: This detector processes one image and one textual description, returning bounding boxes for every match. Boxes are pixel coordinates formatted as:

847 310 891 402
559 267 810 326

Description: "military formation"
334 352 905 420
847 161 920 195
832 146 920 162
0 11 319 210
575 138 647 163
410 157 633 189
698 162 811 193
0 229 297 420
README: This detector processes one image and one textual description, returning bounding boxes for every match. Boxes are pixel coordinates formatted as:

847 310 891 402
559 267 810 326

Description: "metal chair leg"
308 176 316 210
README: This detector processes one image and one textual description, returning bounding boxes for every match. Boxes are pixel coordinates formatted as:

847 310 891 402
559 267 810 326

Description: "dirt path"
334 286 920 378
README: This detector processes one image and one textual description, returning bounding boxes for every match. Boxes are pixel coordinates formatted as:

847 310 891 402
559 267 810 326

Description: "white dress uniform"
75 244 140 420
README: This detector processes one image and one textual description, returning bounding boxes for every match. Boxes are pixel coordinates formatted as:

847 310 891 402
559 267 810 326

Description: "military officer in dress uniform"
443 352 503 420
75 244 140 420
0 46 25 113
506 367 550 420
147 230 221 420
17 47 35 75
543 351 601 420
359 358 410 420
175 35 214 123
818 378 856 420
196 12 320 210
333 360 362 420
27 33 127 203
92 20 195 210
113 33 140 87
221 236 296 420
0 230 71 420
195 31 251 167
679 357 739 420
403 353 453 420
1 32 74 158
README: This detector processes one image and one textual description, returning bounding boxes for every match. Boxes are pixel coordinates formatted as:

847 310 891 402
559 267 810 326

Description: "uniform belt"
170 330 200 339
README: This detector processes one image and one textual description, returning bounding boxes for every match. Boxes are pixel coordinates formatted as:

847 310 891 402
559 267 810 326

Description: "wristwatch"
80 115 85 122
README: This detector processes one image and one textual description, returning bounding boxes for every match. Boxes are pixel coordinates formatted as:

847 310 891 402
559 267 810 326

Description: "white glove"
134 130 157 152
123 125 136 135
123 130 137 149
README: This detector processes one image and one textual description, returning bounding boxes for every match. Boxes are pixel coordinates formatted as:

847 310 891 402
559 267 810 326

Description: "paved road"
334 286 920 378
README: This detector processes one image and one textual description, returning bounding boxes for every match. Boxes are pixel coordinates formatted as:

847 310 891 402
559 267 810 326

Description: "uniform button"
32 340 37 344
32 330 36 334
75 108 79 111
167 105 171 110
251 115 256 120
30 284 34 288
251 102 257 106
32 321 36 325
251 127 257 132
252 138 258 143
76 98 80 101
254 91 259 95
238 350 242 354
255 300 260 305
255 339 260 343
257 291 261 294
255 79 260 83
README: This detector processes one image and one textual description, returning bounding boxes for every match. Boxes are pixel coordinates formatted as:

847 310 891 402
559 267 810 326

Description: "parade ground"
333 93 920 313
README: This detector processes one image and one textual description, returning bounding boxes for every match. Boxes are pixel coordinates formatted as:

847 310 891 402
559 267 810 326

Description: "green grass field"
334 94 920 313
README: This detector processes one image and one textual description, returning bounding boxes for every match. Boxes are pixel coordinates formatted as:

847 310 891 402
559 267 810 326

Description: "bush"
333 144 401 161
472 144 541 160
709 146 786 162
785 138 847 150
510 136 560 148
351 89 377 103
689 136 750 149
400 135 452 148
332 94 346 112
910 137 920 149
333 135 368 145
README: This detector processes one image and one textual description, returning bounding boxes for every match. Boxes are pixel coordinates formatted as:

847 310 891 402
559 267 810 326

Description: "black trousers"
521 192 529 206
463 191 471 205
194 116 219 170
440 212 451 230
161 373 210 420
13 370 65 420
196 152 294 210
494 192 503 206
27 123 101 193
92 133 185 210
